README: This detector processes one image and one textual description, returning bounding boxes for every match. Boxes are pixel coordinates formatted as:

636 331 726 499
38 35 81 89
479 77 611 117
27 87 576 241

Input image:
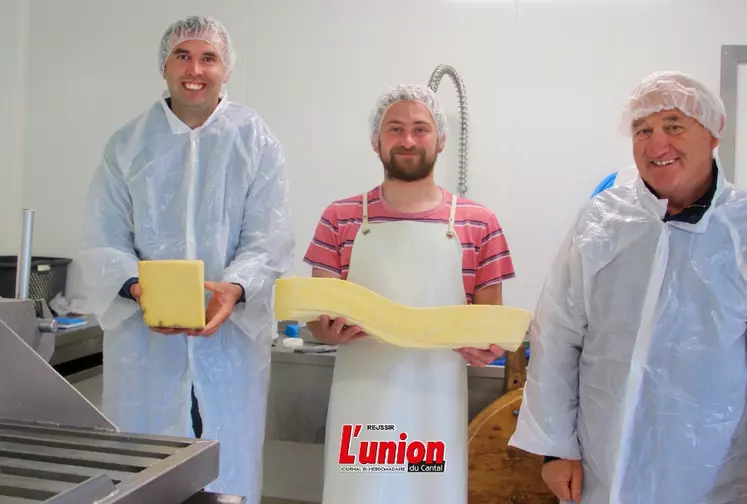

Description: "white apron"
321 192 469 504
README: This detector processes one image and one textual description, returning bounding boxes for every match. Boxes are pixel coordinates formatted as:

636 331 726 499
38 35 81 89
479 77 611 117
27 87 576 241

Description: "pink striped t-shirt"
303 186 515 302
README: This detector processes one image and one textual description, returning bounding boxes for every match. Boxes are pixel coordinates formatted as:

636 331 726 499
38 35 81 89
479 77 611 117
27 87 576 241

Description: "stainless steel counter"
262 338 508 502
266 339 506 445
49 316 103 367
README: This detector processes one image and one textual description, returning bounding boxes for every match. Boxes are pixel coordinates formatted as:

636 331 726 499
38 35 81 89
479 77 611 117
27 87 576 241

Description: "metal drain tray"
0 420 219 504
0 302 221 504
0 216 227 503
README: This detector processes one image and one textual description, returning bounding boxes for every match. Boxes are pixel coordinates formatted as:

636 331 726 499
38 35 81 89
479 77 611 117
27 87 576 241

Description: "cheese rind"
138 260 206 330
273 276 532 351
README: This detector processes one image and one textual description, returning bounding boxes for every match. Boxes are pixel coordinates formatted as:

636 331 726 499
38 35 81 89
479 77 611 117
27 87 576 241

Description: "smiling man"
78 15 294 503
509 71 747 504
304 84 515 504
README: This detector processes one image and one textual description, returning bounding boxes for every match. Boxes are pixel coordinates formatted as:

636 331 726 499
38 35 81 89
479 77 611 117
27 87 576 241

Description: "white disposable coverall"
509 163 747 503
79 92 294 501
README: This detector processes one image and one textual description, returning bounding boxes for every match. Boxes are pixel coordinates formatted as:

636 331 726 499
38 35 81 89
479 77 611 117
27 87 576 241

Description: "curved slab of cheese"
273 277 532 351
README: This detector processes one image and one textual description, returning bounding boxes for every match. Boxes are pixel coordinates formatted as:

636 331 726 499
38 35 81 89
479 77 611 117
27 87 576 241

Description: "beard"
381 144 437 182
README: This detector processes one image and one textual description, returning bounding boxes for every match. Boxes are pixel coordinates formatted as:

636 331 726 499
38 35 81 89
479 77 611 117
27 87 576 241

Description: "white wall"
10 0 747 311
0 0 27 255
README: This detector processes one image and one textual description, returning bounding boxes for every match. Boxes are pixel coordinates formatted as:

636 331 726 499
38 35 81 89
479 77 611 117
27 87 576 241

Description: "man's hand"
188 281 243 337
542 459 583 504
459 285 505 366
454 344 504 367
307 315 366 345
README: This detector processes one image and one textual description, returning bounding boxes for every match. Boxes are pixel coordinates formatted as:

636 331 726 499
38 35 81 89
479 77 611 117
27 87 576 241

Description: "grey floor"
261 499 315 504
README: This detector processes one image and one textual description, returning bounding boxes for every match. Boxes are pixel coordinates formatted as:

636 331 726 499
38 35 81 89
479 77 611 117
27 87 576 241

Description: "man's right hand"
307 315 366 345
130 283 183 335
541 459 583 503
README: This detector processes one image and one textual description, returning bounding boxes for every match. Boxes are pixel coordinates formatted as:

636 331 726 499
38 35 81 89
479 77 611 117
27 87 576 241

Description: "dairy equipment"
428 64 469 197
0 209 242 503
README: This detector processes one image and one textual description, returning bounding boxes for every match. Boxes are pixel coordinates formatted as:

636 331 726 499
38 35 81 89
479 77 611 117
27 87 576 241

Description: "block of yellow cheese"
273 276 532 351
138 260 206 330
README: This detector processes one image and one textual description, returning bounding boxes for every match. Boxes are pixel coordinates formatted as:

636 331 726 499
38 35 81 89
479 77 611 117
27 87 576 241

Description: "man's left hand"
188 281 243 337
454 344 504 367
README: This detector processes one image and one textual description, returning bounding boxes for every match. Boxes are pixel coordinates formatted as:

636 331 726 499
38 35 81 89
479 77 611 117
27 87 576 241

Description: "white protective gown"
322 192 469 504
78 92 295 502
610 165 638 188
509 164 747 503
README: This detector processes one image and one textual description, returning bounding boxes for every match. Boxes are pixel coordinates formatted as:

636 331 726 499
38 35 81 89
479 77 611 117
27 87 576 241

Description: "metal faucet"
427 64 469 197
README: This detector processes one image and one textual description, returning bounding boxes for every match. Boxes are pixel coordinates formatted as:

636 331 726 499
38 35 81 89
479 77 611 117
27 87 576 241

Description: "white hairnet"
369 84 448 147
159 15 236 75
620 71 726 138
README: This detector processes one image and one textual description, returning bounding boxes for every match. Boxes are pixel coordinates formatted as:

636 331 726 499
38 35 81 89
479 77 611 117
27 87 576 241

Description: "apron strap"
446 194 458 238
361 191 370 234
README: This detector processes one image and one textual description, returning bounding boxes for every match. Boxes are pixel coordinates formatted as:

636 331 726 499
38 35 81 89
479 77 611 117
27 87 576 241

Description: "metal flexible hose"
428 64 468 197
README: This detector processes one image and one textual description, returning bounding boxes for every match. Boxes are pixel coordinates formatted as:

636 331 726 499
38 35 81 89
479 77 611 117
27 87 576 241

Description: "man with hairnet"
303 84 515 503
509 70 747 504
78 15 294 502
